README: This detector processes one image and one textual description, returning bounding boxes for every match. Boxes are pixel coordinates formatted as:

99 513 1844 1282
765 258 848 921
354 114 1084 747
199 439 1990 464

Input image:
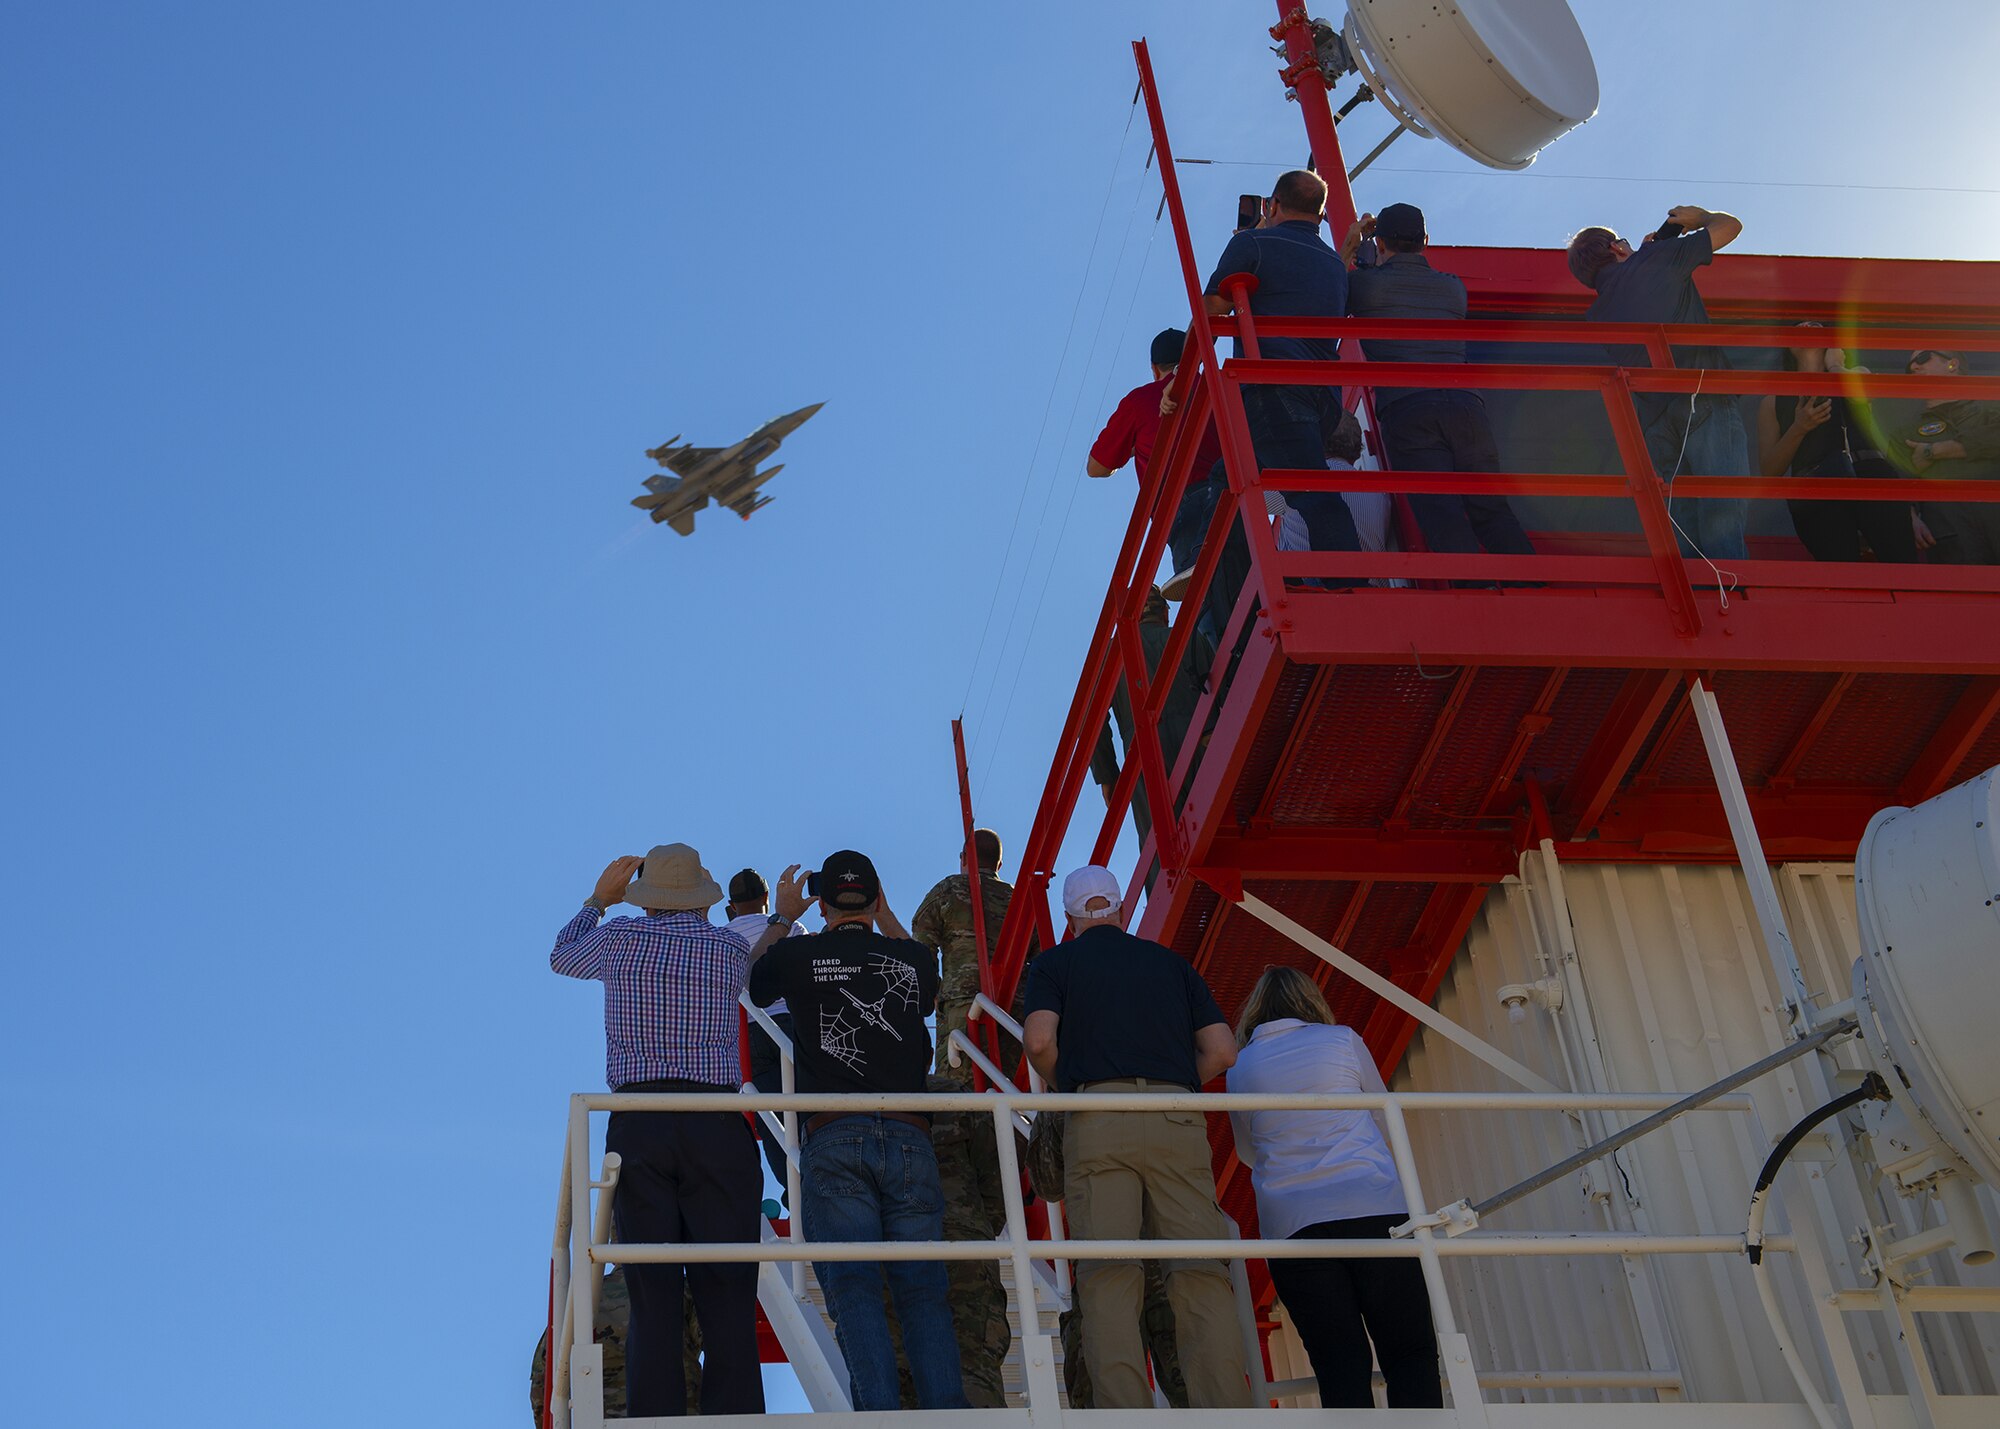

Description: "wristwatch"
584 898 606 914
767 913 794 929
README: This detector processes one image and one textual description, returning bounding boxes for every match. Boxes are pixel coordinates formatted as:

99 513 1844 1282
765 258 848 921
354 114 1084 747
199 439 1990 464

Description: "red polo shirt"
1090 376 1223 484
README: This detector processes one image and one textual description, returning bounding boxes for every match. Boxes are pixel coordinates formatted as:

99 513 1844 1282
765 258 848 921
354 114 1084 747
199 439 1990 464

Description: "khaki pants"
1062 1078 1252 1409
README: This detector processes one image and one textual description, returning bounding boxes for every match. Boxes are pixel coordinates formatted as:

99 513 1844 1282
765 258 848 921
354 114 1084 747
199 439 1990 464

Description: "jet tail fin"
667 510 697 536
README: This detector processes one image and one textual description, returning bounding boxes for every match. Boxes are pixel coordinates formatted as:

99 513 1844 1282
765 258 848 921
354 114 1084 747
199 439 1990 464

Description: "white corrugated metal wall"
1349 856 2000 1411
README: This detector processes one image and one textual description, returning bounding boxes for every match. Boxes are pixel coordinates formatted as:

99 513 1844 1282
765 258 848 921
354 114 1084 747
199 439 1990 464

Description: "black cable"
1745 1072 1890 1265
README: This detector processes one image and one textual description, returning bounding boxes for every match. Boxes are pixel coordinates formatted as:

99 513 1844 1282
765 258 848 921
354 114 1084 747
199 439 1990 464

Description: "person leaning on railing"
1567 205 1749 562
549 843 766 1418
1754 324 1918 564
1224 965 1442 1410
1889 348 2000 564
1021 865 1253 1410
745 854 970 1412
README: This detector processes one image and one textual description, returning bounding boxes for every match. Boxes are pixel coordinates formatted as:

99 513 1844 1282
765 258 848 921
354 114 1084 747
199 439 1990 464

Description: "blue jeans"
801 1115 969 1410
1642 395 1750 562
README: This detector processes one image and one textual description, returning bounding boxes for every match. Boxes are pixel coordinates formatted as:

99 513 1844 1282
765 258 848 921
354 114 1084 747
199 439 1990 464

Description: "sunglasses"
1908 350 1954 371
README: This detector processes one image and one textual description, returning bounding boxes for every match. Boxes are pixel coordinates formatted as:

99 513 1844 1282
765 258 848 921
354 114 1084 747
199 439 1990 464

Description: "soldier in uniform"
1892 348 2000 564
907 831 1034 1405
914 828 1031 1078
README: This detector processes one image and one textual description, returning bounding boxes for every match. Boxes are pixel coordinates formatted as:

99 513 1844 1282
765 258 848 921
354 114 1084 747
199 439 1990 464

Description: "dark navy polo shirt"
1205 220 1347 365
1021 924 1229 1091
1585 227 1725 371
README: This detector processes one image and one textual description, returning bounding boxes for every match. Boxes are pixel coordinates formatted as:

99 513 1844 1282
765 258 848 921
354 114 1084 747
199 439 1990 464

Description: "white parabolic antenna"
1853 767 2000 1192
1342 0 1600 170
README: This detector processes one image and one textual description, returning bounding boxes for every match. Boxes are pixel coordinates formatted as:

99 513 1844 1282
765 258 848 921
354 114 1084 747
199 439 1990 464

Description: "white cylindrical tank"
1344 0 1599 170
1853 766 2000 1187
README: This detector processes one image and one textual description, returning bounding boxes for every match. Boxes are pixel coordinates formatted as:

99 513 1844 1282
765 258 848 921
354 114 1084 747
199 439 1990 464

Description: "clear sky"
6 2 1997 1423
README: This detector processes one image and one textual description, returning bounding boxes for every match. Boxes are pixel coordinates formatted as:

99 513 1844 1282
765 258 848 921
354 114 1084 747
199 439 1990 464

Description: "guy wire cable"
959 92 1140 754
976 175 1160 796
979 209 1163 798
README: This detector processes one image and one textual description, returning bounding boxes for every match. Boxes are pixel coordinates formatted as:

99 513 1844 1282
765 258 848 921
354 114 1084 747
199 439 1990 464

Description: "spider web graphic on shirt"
818 1004 869 1073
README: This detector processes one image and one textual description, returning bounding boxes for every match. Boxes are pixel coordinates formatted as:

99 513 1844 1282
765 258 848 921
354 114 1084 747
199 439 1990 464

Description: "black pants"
746 1014 795 1197
1266 1214 1442 1409
1378 392 1535 579
1786 453 1918 564
1926 500 2000 565
606 1085 766 1417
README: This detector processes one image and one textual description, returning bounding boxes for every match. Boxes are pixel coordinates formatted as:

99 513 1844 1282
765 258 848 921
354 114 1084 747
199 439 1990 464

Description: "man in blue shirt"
1568 205 1750 561
1343 203 1536 577
1166 170 1360 629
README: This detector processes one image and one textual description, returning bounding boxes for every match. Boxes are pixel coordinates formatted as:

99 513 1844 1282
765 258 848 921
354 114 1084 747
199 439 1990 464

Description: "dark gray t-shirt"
1346 251 1470 410
1021 925 1228 1091
1585 227 1726 371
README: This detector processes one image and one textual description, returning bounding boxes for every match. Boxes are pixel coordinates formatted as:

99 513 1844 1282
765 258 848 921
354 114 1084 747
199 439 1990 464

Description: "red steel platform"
966 20 2000 1271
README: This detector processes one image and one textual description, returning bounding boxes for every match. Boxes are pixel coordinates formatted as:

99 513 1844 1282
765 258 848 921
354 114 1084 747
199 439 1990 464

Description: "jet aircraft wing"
662 445 722 476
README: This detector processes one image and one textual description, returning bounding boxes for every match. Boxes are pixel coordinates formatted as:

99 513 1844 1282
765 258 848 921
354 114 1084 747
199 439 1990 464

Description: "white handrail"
738 992 806 1295
553 1083 1776 1426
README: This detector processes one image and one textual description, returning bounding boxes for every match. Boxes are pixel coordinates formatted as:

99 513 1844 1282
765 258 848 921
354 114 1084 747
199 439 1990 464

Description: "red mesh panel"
1795 673 1966 786
1649 671 1838 786
1267 666 1457 824
1403 667 1557 828
1231 661 1322 823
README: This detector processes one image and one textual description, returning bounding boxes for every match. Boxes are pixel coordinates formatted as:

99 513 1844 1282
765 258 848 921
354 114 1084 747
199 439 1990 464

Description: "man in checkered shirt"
551 842 765 1418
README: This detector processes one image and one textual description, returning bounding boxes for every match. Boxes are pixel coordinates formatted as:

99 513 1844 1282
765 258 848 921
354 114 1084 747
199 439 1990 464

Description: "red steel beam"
1898 676 2000 805
1592 788 1881 856
1384 667 1475 830
1363 883 1493 1077
1197 831 1515 882
1427 245 2000 323
1766 673 1858 793
1247 665 1336 825
1271 587 2000 674
1209 316 2000 361
1478 669 1568 817
1558 670 1681 839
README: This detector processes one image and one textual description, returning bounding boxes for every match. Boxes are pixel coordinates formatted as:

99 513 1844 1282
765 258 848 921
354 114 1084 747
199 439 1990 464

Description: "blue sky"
5 2 1997 1423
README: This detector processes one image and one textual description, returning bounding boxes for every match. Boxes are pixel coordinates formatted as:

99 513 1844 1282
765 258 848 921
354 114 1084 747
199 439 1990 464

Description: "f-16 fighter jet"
632 402 824 535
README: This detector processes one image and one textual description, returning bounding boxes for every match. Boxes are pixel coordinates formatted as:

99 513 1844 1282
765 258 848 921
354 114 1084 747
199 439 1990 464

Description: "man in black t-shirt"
1021 865 1250 1410
746 852 968 1411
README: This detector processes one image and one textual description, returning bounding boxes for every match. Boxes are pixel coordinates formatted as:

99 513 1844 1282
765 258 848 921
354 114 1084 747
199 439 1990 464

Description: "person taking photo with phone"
747 855 967 1411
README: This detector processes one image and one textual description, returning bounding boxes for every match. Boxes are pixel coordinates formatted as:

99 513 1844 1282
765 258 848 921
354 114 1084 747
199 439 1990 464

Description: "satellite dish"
1852 766 2000 1264
1340 0 1600 171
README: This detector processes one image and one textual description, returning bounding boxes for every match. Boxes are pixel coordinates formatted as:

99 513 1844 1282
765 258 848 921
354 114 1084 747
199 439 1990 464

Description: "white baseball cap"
1061 865 1123 918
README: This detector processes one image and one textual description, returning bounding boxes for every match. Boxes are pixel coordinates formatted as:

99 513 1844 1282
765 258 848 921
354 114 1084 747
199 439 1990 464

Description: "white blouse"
1225 1018 1406 1240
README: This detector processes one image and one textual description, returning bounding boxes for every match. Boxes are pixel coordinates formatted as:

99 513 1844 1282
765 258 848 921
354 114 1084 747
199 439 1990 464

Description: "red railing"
975 33 2000 1029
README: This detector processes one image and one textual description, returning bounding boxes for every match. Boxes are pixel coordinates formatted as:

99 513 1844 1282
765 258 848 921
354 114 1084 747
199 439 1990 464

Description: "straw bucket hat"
624 843 723 911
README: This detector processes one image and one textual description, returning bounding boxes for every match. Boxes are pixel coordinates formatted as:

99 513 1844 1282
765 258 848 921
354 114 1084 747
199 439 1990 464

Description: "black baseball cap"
727 868 767 903
1150 327 1187 367
1375 202 1426 243
818 850 881 910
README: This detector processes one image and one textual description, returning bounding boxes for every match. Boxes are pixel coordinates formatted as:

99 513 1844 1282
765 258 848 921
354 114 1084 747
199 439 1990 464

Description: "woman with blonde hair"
1225 965 1440 1408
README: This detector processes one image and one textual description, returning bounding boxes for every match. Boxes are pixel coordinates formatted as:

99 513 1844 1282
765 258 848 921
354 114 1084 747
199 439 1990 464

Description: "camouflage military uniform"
529 1271 705 1422
913 871 1028 1077
882 1073 1013 1408
1024 1110 1189 1408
